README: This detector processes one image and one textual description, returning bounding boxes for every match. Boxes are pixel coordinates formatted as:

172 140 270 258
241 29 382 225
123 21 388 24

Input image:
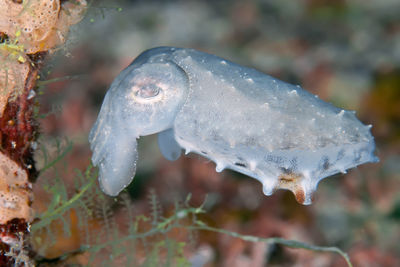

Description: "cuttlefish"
89 47 378 204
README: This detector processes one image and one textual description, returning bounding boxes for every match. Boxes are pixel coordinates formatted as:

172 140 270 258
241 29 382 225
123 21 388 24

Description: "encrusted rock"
0 52 30 116
0 0 87 54
0 152 32 224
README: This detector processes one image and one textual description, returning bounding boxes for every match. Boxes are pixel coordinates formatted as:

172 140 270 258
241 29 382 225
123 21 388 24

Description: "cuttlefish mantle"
89 46 378 205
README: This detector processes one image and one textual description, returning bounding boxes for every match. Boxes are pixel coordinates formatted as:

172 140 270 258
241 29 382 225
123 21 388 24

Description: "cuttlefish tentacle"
158 128 182 161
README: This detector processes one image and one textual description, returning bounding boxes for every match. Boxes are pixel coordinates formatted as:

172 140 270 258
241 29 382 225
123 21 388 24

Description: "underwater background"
33 0 400 266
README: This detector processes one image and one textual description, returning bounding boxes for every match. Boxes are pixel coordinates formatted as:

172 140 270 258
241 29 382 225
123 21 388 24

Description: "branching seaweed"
189 223 353 267
30 139 353 266
31 165 96 233
37 138 73 174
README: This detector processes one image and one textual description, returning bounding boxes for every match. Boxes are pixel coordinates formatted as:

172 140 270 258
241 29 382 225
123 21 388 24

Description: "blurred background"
33 0 399 266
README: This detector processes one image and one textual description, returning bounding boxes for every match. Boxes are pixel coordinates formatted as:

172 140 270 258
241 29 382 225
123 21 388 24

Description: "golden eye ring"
131 81 165 103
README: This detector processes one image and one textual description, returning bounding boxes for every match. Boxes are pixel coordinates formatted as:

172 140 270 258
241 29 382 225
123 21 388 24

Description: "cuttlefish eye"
132 80 165 102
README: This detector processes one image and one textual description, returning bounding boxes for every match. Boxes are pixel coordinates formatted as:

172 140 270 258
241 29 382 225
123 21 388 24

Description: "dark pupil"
135 84 160 98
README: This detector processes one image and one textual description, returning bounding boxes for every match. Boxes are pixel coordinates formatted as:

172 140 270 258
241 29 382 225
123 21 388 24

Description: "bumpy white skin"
89 47 378 204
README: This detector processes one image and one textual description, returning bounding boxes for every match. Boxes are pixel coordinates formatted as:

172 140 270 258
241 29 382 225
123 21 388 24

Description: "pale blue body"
89 47 378 204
